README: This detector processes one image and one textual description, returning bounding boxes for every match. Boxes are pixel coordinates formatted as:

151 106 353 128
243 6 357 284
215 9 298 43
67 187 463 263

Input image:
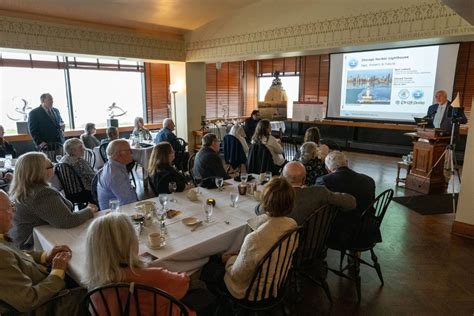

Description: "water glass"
230 193 239 208
55 155 63 163
158 194 168 212
240 173 248 183
168 181 177 202
109 199 120 213
215 177 224 191
265 171 272 182
203 203 214 223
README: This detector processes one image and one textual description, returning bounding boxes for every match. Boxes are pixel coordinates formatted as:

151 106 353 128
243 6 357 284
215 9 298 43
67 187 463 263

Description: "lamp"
169 83 178 133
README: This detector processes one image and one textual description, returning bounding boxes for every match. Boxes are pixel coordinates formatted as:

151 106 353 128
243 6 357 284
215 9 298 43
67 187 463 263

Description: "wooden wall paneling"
245 60 257 116
144 62 170 123
228 62 241 117
206 63 218 119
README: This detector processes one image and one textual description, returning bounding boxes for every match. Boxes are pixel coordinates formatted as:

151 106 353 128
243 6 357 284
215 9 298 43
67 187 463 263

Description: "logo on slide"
398 89 410 100
412 90 424 99
348 59 358 68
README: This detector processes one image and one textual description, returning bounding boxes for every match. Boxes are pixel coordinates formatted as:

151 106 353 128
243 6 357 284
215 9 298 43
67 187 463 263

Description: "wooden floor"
298 152 474 316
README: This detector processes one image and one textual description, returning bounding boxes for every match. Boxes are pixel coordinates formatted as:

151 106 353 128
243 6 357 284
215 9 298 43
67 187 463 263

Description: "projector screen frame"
325 42 461 125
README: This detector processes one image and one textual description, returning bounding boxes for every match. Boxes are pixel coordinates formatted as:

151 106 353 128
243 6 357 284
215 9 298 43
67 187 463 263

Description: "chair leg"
321 279 333 305
339 250 346 270
370 248 384 285
351 256 361 303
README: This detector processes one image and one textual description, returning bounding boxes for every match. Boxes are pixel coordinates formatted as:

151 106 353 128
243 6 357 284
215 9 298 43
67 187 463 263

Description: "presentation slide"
328 44 460 122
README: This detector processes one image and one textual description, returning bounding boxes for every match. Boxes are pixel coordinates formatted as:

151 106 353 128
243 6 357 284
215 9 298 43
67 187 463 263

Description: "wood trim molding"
4 123 162 142
452 221 474 239
186 2 474 62
0 14 185 61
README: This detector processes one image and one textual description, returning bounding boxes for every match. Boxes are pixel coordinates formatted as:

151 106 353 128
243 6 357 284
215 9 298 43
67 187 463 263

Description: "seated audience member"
251 119 285 167
317 151 376 245
0 191 86 314
100 126 119 145
256 161 356 225
228 125 249 155
203 177 297 300
97 140 138 210
83 213 197 316
294 127 329 161
243 110 260 141
154 118 177 145
8 152 97 250
0 125 16 158
193 133 230 182
132 117 152 140
148 142 187 195
80 123 100 150
60 138 96 191
299 142 327 186
0 171 13 189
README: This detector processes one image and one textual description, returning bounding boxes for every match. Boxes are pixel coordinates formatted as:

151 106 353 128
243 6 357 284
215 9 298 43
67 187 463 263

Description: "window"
258 76 300 118
0 67 69 134
69 69 144 128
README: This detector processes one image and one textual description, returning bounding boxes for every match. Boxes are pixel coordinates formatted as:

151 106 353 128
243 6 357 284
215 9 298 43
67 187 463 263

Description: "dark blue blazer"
27 106 65 147
223 135 247 169
425 101 467 132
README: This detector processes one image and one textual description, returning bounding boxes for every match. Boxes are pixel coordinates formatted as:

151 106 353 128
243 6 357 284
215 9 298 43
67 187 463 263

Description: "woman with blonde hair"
9 152 97 249
148 142 187 195
132 117 152 140
83 213 196 315
299 142 327 186
251 119 285 166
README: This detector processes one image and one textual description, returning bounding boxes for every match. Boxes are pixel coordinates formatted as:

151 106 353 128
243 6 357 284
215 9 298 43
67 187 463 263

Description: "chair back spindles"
54 163 89 208
85 282 189 316
83 148 96 169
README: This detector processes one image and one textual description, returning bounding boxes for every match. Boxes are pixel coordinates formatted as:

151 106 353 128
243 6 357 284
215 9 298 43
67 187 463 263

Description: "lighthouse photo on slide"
345 69 393 105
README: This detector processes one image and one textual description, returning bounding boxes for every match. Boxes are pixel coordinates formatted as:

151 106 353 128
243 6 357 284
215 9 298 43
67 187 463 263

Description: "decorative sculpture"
7 97 32 121
107 102 127 118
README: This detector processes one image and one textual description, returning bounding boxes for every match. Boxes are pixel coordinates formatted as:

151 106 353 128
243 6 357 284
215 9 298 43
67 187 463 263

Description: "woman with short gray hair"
298 141 327 186
60 138 96 191
80 123 100 149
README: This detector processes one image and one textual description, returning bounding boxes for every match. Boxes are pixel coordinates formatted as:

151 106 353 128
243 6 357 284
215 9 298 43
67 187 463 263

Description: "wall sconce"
169 83 179 133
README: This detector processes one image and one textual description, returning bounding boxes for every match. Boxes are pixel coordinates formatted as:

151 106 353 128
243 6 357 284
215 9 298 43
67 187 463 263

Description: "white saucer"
147 241 164 250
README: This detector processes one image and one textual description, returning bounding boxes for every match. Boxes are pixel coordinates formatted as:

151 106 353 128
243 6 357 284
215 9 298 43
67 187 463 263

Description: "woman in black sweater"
148 142 187 196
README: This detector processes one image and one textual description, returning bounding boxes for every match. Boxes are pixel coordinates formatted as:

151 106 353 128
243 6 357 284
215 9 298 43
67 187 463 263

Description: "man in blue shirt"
97 139 138 209
154 118 177 145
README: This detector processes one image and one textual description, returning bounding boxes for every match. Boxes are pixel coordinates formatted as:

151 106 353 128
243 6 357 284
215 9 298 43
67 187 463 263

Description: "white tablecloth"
33 180 261 285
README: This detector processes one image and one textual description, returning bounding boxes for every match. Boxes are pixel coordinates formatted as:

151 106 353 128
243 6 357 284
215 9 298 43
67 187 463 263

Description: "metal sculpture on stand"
107 102 127 127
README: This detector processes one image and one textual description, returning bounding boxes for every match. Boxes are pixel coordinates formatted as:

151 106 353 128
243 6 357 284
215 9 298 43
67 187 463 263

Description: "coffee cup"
238 183 247 195
186 189 198 201
148 232 162 247
254 190 262 201
259 173 266 182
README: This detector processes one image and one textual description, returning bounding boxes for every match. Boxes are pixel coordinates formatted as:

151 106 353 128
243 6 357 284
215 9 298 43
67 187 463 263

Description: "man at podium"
424 90 467 132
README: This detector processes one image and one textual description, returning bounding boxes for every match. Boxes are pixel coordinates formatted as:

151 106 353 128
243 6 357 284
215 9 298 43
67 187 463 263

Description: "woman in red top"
83 213 195 316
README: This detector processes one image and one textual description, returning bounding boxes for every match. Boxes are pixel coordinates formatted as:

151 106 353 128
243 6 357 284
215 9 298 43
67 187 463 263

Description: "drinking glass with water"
109 199 120 213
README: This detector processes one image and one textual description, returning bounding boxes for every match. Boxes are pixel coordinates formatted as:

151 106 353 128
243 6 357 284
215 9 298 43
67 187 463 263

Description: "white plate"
136 201 155 207
146 241 164 250
182 217 199 226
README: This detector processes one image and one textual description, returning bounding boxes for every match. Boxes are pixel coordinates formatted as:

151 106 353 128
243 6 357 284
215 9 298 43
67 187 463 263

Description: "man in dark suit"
28 93 65 155
317 151 377 247
424 90 467 132
243 110 261 141
193 133 230 185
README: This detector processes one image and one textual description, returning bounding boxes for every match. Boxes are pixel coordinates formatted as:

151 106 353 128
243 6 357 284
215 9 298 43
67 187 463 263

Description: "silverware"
191 221 203 232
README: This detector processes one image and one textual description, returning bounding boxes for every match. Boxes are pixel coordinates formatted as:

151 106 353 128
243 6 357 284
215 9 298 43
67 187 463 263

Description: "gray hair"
106 139 127 159
299 142 318 164
202 133 217 147
40 93 52 103
63 138 83 156
163 118 174 129
325 151 348 172
83 213 144 289
84 123 96 134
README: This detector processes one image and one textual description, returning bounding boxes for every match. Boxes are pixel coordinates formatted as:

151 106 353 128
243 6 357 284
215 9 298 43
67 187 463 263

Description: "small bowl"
182 217 199 226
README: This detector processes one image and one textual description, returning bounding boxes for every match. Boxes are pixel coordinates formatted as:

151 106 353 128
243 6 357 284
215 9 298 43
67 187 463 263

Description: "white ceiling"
0 0 260 34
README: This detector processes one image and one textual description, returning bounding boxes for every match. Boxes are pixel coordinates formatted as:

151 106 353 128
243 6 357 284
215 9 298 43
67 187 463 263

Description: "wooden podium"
405 128 451 194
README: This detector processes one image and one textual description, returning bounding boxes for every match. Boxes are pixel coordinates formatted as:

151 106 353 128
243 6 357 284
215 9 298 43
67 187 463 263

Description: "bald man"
256 161 356 224
425 90 467 131
97 139 137 210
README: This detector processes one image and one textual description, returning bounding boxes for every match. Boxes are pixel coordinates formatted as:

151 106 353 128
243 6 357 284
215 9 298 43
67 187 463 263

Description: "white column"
453 97 474 237
169 62 206 150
